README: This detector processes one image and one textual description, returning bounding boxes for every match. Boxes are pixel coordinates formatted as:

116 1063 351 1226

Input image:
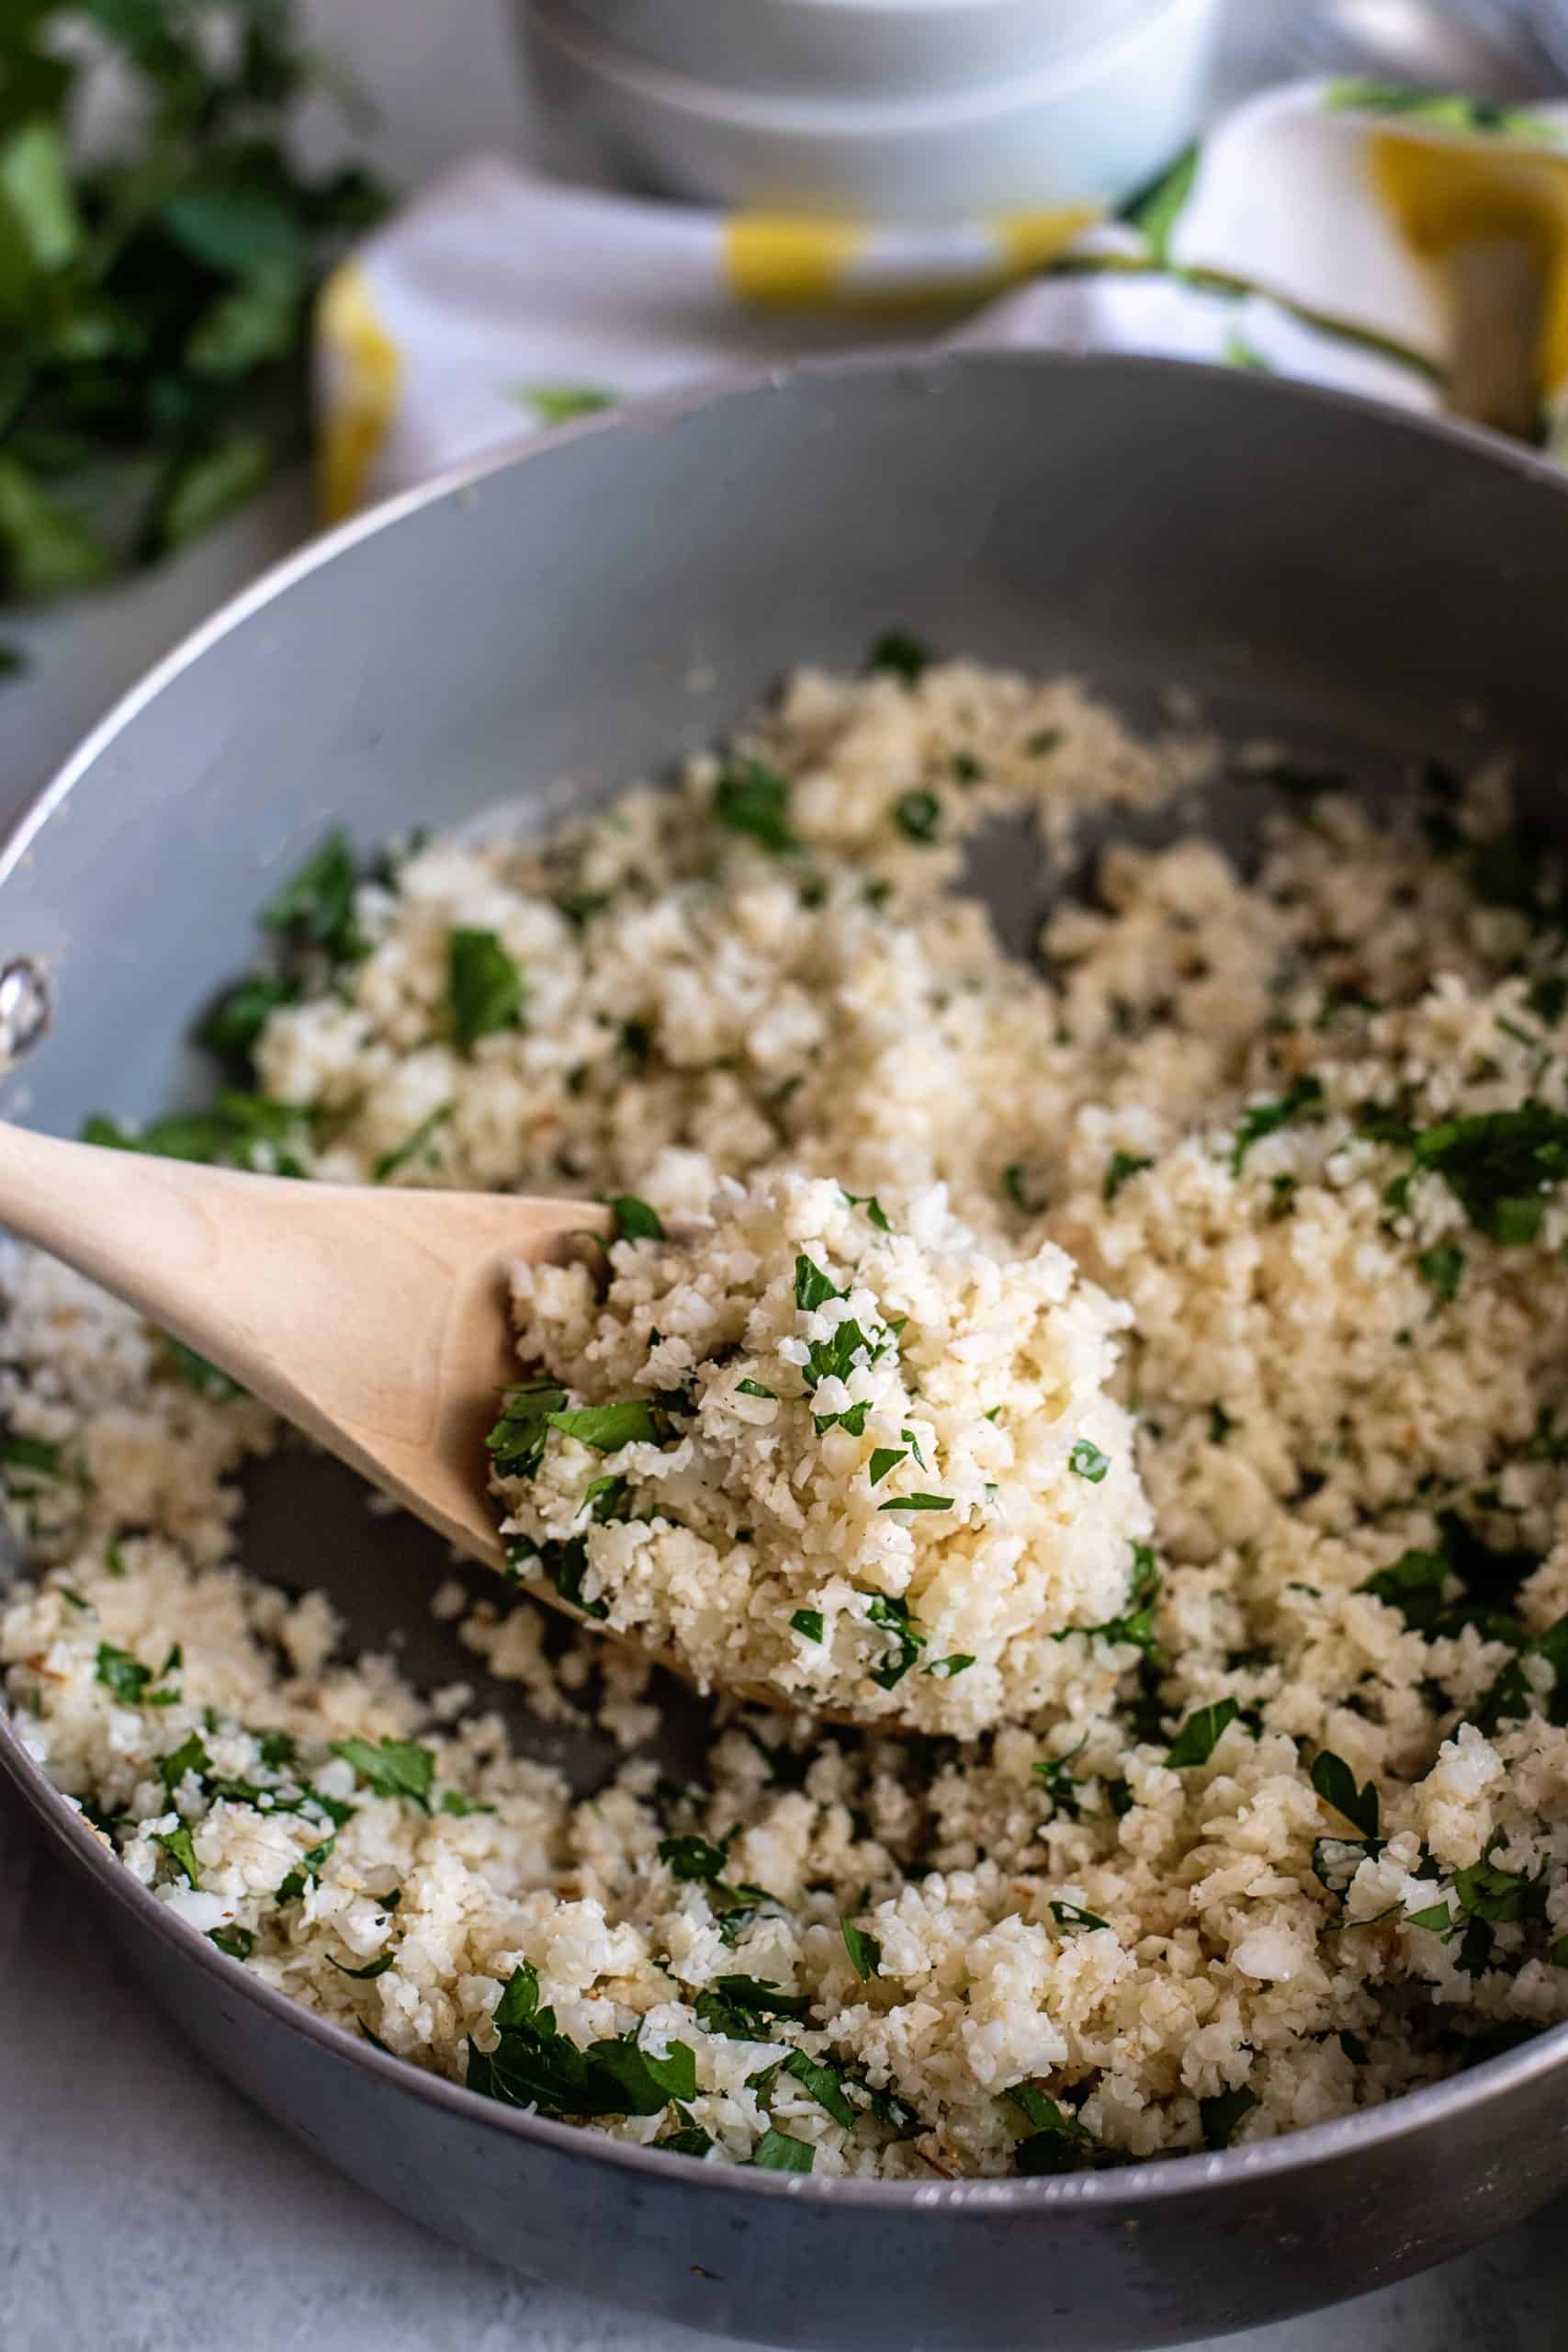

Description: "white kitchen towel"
316 77 1568 520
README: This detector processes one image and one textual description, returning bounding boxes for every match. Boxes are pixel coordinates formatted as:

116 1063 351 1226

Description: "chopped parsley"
875 1493 953 1513
328 1951 395 1980
1199 2086 1258 2150
1164 1697 1239 1770
863 1594 926 1688
1068 1440 1111 1483
1417 1244 1465 1302
790 1609 824 1642
209 1926 254 1961
260 831 363 963
868 1448 905 1487
447 928 525 1049
712 757 798 854
1053 1544 1162 1658
1007 2083 1093 2173
548 1400 661 1452
1050 1899 1110 1932
1002 1161 1046 1215
153 1823 200 1886
199 975 296 1063
841 1918 882 1980
1392 1104 1568 1244
794 1254 841 1313
158 1731 211 1792
841 1190 892 1232
95 1643 152 1703
439 1792 497 1817
610 1194 664 1242
1356 1547 1449 1634
164 1338 243 1400
330 1736 435 1811
3 1432 62 1478
750 2126 814 2173
1310 1749 1381 1842
372 1102 452 1183
468 1962 698 2119
658 1834 733 1883
276 1836 335 1903
868 630 930 684
737 1379 777 1400
925 1654 975 1679
892 789 941 845
1229 1075 1325 1174
1103 1150 1153 1204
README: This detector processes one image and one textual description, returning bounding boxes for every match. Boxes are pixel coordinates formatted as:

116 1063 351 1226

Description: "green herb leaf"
1310 1750 1381 1842
780 2047 856 2130
794 1254 841 1312
658 1834 733 1883
892 789 941 845
547 1400 660 1452
875 1493 953 1513
750 2126 814 2172
1416 1245 1464 1302
863 1593 926 1688
1402 1104 1568 1244
260 831 360 958
3 1431 61 1478
153 1822 200 1885
1230 1076 1325 1174
158 1731 210 1792
164 1336 243 1400
448 927 524 1049
610 1194 664 1242
486 1380 570 1479
209 1925 254 1960
841 1189 892 1231
1199 2086 1258 2150
199 975 296 1062
1068 1440 1111 1483
328 1951 395 1980
1103 1150 1154 1203
713 757 798 854
330 1736 435 1811
1165 1698 1240 1770
841 1918 882 1980
738 1379 777 1400
791 1609 824 1642
868 631 931 684
439 1791 496 1817
95 1643 152 1703
1050 1899 1110 1932
925 1653 975 1679
1356 1547 1449 1634
868 1447 906 1487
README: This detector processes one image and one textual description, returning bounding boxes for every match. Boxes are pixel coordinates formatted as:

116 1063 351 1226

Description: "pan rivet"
0 957 51 1068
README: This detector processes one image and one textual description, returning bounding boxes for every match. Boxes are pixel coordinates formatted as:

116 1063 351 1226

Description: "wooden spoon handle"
0 1121 604 1565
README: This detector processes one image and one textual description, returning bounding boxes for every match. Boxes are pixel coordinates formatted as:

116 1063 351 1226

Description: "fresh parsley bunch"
0 0 385 639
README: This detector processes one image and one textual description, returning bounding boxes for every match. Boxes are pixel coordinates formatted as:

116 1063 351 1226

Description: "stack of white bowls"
517 0 1223 217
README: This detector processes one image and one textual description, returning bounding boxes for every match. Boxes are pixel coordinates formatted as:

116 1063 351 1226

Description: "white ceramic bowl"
553 0 1169 98
518 0 1221 218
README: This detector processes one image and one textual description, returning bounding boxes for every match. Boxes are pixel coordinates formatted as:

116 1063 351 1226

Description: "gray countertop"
6 5 1568 2346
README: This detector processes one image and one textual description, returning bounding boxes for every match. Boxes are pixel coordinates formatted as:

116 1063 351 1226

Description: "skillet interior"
4 350 1568 2349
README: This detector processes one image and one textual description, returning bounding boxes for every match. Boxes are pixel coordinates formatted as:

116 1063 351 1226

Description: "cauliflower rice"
5 651 1568 2181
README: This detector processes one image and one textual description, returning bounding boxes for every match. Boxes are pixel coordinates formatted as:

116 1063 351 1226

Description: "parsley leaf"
486 1380 570 1479
750 2126 814 2172
1199 2086 1258 2150
199 975 296 1063
1103 1150 1154 1203
868 630 931 683
610 1194 664 1242
447 928 524 1049
3 1432 62 1478
1400 1104 1568 1244
841 1189 892 1232
868 1447 906 1487
1050 1899 1110 1932
790 1609 824 1642
372 1103 453 1183
1068 1440 1111 1483
841 1919 882 1980
892 790 941 845
468 1962 699 2118
875 1493 953 1513
713 757 798 854
658 1834 733 1883
547 1401 660 1452
209 1926 254 1961
1356 1548 1449 1634
1310 1750 1381 1842
1230 1076 1325 1174
261 832 361 961
153 1823 200 1886
863 1594 926 1687
926 1654 975 1678
794 1254 841 1312
330 1736 435 1811
738 1379 777 1400
1417 1244 1465 1302
95 1643 152 1703
1165 1698 1240 1769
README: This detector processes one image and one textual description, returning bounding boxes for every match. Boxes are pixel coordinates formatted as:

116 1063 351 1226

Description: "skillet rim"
3 341 1568 2216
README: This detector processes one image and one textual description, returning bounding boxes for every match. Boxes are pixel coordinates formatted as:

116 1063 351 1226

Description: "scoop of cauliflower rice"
494 1174 1151 1733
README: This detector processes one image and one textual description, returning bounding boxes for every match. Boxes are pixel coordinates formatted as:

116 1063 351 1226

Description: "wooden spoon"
0 1119 608 1574
0 1122 858 1717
